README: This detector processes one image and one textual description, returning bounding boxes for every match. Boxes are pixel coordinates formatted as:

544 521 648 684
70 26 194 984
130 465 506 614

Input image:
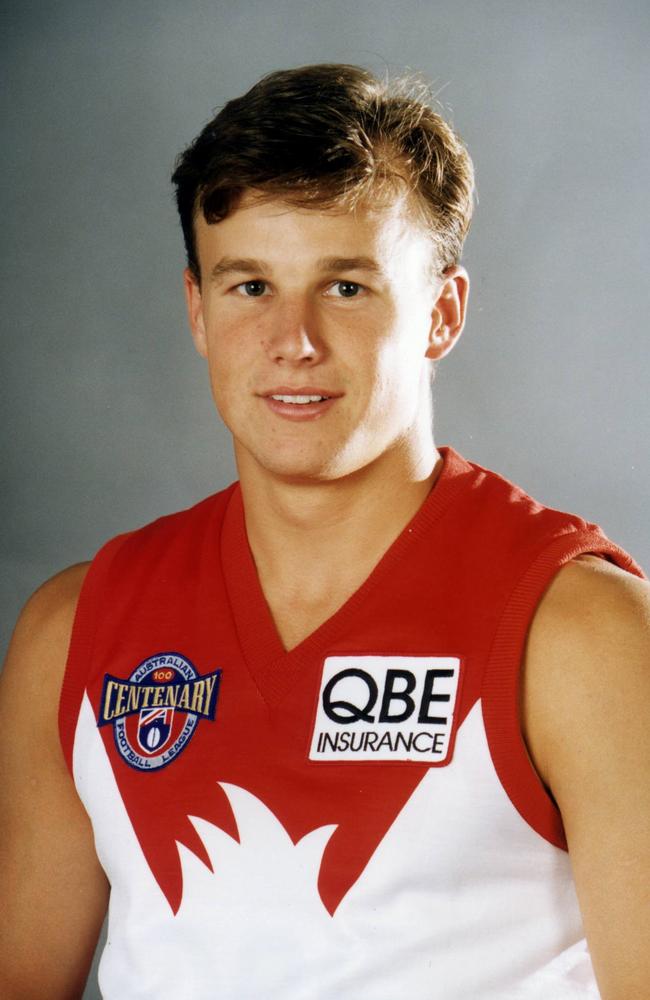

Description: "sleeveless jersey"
59 447 644 999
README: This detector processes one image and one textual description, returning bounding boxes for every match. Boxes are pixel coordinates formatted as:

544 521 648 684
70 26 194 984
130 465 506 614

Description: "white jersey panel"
74 695 600 999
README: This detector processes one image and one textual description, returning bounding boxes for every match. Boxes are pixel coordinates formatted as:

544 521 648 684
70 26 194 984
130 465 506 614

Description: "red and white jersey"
59 447 644 998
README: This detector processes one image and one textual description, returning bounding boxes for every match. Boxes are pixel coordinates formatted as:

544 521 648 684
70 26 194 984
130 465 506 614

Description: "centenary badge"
97 651 221 771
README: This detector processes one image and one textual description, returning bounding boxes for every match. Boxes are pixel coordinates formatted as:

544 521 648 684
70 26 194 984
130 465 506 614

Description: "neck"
235 435 442 648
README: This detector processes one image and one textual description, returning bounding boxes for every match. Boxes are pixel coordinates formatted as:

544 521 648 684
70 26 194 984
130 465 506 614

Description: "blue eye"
237 280 267 297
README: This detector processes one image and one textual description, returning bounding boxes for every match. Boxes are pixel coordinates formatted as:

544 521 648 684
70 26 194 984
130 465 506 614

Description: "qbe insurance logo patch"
97 651 221 772
309 655 462 763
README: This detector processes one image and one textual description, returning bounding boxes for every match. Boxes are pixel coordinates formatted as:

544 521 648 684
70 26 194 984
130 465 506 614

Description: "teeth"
271 394 328 404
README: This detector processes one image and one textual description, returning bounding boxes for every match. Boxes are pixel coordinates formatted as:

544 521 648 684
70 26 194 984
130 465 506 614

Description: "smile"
261 389 341 422
270 394 330 404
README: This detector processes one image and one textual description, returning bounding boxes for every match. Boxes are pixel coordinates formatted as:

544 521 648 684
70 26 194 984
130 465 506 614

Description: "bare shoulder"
3 562 90 684
528 553 649 638
524 553 649 694
522 553 650 797
1 562 91 750
11 561 90 642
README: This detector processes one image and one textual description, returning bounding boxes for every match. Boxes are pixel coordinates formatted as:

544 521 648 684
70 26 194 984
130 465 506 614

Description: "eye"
327 280 363 299
234 280 268 297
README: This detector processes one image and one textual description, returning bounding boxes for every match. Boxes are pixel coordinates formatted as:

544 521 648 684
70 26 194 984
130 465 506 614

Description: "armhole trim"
482 529 645 849
57 532 132 774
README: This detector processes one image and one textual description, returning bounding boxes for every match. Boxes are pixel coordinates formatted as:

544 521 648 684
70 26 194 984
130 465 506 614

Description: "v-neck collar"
219 446 476 707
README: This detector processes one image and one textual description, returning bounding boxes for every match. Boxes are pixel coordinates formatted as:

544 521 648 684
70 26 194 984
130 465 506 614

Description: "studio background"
2 2 648 996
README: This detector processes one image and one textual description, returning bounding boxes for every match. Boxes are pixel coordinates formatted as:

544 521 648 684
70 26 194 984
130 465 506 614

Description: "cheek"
375 325 426 382
367 332 431 419
204 318 253 380
202 337 241 413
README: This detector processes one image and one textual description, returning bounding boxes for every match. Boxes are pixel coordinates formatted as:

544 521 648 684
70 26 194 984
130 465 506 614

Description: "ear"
183 268 208 359
425 265 469 361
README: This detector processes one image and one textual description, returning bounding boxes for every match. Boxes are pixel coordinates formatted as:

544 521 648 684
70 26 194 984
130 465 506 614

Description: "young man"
1 64 648 999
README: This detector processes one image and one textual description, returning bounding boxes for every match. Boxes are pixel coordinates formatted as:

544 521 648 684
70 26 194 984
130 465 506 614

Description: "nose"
263 298 326 365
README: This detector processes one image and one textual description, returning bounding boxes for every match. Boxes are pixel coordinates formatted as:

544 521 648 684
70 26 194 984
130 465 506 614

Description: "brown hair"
171 63 475 280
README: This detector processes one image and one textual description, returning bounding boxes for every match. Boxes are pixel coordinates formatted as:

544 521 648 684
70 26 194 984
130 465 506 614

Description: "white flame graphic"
74 695 599 999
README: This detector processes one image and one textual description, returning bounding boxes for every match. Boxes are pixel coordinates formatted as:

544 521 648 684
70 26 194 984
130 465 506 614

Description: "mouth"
269 393 331 405
260 387 342 421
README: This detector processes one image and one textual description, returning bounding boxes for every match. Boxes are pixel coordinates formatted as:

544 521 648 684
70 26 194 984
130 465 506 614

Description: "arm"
522 555 650 1000
0 565 109 999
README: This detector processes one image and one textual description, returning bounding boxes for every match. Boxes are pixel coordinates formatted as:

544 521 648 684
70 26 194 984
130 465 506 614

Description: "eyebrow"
209 257 268 283
209 254 385 284
315 255 384 275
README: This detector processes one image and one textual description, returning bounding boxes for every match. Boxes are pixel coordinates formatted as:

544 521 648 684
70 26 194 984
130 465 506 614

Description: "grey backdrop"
2 2 648 996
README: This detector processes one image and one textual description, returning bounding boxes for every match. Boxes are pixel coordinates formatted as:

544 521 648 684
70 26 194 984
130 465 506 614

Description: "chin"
235 443 338 484
253 435 386 483
263 457 343 484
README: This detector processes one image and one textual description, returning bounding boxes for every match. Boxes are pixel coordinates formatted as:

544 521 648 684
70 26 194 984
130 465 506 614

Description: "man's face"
185 192 467 484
